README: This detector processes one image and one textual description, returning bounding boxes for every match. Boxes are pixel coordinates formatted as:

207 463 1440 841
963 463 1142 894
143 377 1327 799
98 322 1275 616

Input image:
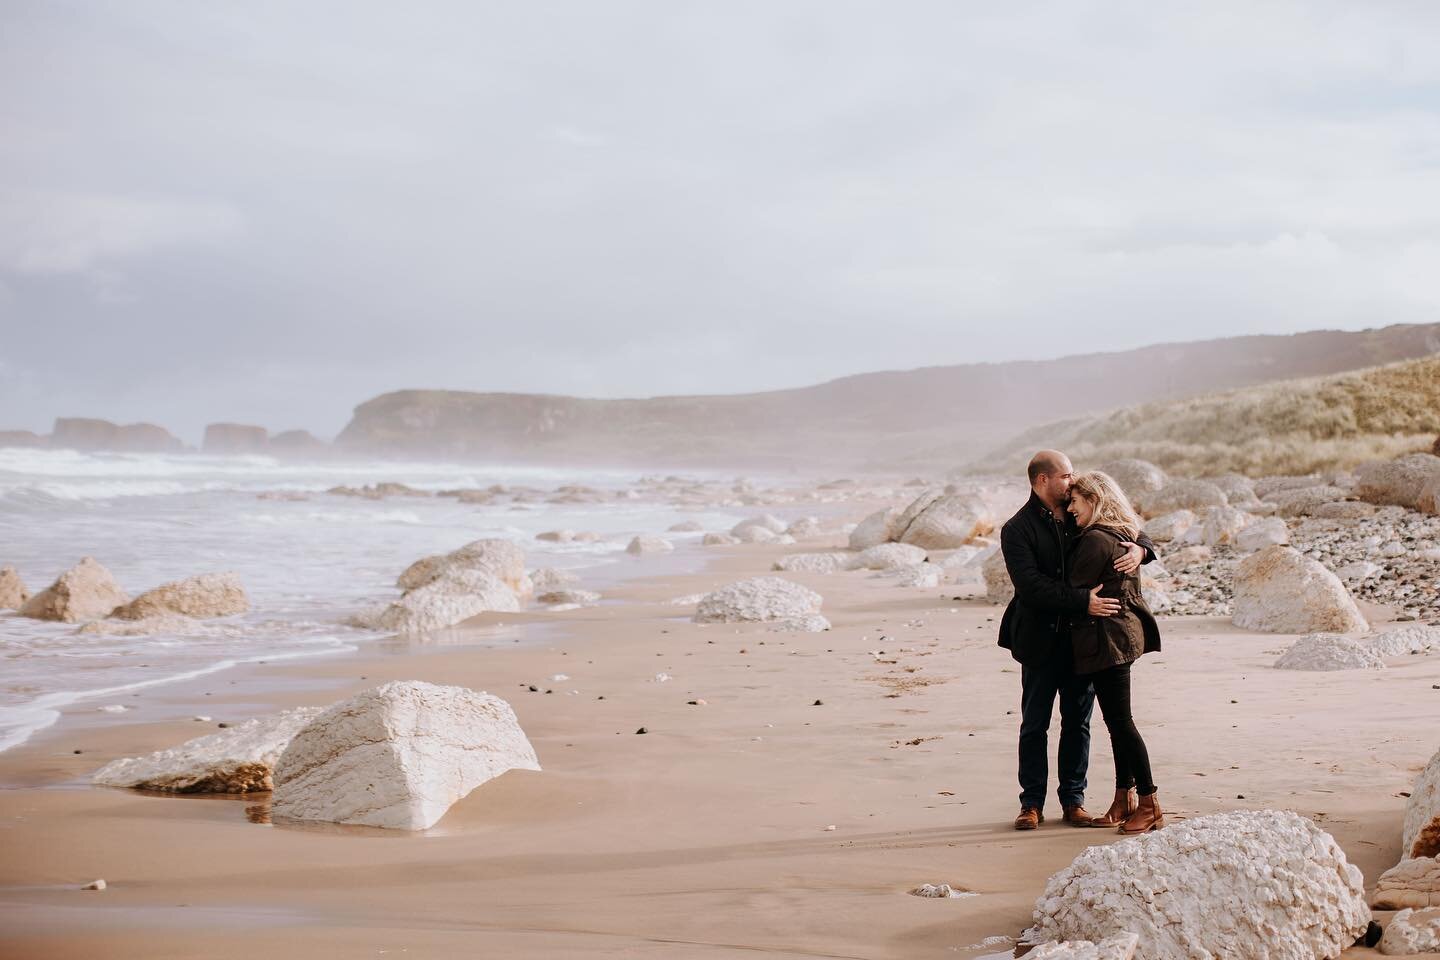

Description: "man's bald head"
1028 449 1075 509
1027 450 1072 486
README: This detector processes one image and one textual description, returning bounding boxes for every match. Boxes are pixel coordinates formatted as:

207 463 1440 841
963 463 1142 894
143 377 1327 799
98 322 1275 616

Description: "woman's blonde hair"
1070 470 1142 540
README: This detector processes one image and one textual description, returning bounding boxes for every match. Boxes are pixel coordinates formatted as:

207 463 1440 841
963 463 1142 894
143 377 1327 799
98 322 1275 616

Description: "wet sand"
0 543 1434 959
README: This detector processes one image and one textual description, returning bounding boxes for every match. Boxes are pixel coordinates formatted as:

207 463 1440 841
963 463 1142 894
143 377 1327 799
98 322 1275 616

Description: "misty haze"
2 3 1439 958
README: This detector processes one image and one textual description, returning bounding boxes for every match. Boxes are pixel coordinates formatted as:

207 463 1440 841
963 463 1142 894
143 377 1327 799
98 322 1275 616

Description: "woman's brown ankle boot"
1119 791 1163 834
1088 788 1137 828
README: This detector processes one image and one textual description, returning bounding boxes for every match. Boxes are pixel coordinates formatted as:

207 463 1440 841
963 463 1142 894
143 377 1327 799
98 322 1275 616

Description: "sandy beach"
2 534 1434 959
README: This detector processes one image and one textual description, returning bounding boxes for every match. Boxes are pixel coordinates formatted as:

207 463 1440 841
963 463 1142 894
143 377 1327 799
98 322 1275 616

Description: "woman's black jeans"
1089 661 1156 796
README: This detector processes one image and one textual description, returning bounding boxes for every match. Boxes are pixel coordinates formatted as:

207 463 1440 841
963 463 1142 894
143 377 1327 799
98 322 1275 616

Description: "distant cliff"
337 323 1440 469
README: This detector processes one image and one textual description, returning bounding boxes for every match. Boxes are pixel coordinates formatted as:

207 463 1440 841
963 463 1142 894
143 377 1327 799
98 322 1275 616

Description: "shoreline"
1 535 1434 957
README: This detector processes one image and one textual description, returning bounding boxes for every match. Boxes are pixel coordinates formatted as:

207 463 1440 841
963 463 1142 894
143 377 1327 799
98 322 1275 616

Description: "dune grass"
970 355 1440 477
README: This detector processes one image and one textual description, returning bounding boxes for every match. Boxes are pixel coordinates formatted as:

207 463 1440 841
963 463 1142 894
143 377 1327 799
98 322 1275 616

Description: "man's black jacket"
996 492 1155 665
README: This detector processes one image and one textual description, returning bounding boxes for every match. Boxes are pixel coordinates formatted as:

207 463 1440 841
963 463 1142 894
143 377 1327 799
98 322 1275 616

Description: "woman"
1065 470 1164 834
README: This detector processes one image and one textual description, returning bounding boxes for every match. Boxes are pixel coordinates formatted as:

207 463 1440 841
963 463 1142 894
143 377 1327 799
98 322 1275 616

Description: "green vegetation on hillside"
970 355 1440 477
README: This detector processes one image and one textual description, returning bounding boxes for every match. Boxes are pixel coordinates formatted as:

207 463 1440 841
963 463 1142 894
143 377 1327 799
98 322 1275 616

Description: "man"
997 450 1155 830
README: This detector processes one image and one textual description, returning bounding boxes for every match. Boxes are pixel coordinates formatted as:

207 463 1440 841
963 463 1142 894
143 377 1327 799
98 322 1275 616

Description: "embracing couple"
997 450 1164 835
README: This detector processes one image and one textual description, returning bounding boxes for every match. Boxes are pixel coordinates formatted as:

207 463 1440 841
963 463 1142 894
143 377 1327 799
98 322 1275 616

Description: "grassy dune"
970 355 1440 477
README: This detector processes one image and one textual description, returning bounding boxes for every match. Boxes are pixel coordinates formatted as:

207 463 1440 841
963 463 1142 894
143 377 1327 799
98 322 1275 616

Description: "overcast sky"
3 1 1440 441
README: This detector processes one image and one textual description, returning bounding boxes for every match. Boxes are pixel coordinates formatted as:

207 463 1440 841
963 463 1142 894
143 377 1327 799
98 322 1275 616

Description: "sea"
0 447 755 754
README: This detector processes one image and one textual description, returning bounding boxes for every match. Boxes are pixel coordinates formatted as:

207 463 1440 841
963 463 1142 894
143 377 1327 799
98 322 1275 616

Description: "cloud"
0 191 242 277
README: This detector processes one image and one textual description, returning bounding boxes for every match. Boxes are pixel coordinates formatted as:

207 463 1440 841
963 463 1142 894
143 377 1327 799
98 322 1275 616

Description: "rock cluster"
1404 745 1440 860
693 577 829 632
354 539 528 634
1380 907 1440 955
272 681 539 830
19 557 130 623
0 565 29 609
111 573 249 620
1231 546 1367 634
92 708 323 793
1024 810 1369 960
1273 633 1385 671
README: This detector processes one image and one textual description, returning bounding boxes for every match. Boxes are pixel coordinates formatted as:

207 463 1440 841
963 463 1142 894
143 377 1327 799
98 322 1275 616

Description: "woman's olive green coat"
1066 525 1162 676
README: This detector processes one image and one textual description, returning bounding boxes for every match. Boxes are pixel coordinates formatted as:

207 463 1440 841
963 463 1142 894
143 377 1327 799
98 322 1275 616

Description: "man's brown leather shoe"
1013 807 1044 830
1062 805 1095 827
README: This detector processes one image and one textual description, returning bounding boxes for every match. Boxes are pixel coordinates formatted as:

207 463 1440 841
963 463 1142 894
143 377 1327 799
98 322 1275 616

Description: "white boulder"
1379 907 1440 955
1356 453 1440 510
896 494 994 549
772 552 853 574
730 514 786 538
983 549 1013 605
397 539 530 597
732 525 781 544
892 562 943 589
1027 933 1139 960
353 568 521 634
1231 546 1367 634
1144 479 1228 516
702 532 740 546
693 577 826 630
1143 510 1194 543
1404 745 1440 860
92 707 322 793
848 507 902 550
785 516 823 538
1098 460 1167 513
1367 625 1440 657
111 572 248 620
1024 810 1369 960
1234 516 1289 552
626 535 674 555
19 557 129 623
850 542 928 571
0 565 29 609
272 681 540 830
1274 634 1385 671
1373 857 1440 910
1198 504 1252 546
529 567 579 593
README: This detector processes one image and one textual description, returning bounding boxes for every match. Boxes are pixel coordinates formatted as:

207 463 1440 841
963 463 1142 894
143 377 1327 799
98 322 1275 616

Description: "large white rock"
1143 510 1194 544
353 568 521 634
1231 546 1368 634
1380 907 1440 955
1198 504 1252 546
772 552 854 574
626 535 675 555
1404 745 1440 860
1356 454 1440 510
529 567 579 593
1367 625 1440 657
891 562 943 589
1373 857 1440 910
848 507 902 550
850 542 928 571
0 565 30 609
731 525 781 544
1024 810 1369 960
397 539 530 597
693 577 826 630
19 557 129 623
983 549 1013 605
702 532 740 546
92 707 322 793
271 681 540 830
896 494 994 549
1269 485 1349 517
784 516 823 538
1144 479 1228 516
1274 634 1385 671
1027 933 1139 960
111 572 248 620
1098 460 1167 513
730 514 787 537
1234 516 1290 552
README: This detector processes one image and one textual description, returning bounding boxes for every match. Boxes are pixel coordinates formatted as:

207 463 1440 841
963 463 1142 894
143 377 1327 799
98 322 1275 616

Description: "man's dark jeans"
1018 643 1094 811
